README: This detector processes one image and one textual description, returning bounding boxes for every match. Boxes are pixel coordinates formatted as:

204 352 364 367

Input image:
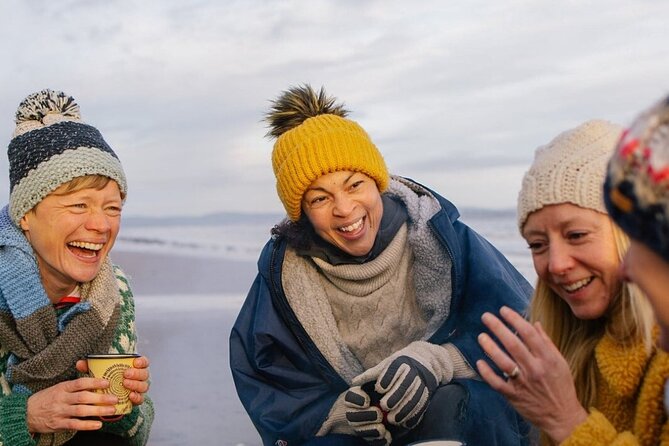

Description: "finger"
129 391 144 405
535 321 562 356
499 306 547 356
345 386 370 409
382 373 420 412
476 359 512 394
66 389 118 407
356 422 389 442
68 400 119 419
481 312 534 367
132 356 150 369
477 332 517 375
346 407 383 425
62 418 105 431
75 359 89 374
391 382 428 427
379 363 413 406
124 366 149 382
123 378 150 394
62 377 110 393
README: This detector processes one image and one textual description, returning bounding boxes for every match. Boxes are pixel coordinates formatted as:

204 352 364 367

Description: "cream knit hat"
517 119 623 231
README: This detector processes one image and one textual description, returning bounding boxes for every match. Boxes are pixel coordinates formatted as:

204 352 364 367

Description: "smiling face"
302 170 383 257
522 203 621 320
19 180 122 301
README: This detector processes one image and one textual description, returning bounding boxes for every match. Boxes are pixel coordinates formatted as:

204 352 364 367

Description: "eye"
69 203 87 210
106 205 122 216
308 195 328 207
567 231 588 241
350 180 364 190
527 240 547 254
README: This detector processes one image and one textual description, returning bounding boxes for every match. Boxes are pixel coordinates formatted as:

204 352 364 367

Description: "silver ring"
503 365 520 380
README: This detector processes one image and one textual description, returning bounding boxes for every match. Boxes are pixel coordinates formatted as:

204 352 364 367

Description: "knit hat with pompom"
517 119 623 231
7 89 127 226
266 84 389 221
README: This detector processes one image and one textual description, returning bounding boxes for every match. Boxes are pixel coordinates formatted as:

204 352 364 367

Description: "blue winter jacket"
230 183 532 446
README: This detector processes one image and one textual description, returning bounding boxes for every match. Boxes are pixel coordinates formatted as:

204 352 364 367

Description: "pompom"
265 84 348 138
15 89 80 124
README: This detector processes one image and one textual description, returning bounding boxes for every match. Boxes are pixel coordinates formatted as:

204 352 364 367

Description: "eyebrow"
305 172 358 194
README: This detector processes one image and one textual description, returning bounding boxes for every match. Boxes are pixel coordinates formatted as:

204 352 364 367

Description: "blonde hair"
52 175 126 200
529 223 654 413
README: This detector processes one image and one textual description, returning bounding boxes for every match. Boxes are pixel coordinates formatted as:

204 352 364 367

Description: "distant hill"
121 212 284 227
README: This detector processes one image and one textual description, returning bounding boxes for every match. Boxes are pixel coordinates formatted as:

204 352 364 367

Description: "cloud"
0 0 668 216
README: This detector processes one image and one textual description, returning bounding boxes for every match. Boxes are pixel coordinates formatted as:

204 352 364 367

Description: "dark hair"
271 214 318 251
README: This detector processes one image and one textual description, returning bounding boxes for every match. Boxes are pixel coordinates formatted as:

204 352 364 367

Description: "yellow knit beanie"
272 113 389 221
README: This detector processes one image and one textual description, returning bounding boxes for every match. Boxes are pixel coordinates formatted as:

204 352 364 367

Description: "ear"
19 214 30 232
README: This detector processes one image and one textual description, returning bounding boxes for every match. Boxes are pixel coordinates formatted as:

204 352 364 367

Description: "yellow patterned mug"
86 354 140 415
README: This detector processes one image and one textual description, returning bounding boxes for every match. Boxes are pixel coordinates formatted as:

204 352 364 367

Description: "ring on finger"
503 365 520 380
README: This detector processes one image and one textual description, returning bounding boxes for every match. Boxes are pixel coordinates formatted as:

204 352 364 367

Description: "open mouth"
67 241 104 258
561 276 594 293
338 217 364 233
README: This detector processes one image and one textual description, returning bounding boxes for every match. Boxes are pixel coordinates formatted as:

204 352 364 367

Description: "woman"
605 95 669 422
476 119 669 445
230 85 532 445
0 90 154 445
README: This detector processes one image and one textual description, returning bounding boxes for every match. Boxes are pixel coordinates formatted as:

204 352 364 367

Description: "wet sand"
112 250 261 445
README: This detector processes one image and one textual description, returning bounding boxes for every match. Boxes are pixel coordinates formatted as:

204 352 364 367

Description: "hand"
26 377 118 434
344 386 392 445
77 355 150 406
476 306 588 444
353 341 454 429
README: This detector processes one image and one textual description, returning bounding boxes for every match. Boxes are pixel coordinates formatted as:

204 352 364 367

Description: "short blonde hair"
52 175 126 200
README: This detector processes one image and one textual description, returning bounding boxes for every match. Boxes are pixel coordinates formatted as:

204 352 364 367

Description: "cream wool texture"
282 177 466 385
517 119 623 230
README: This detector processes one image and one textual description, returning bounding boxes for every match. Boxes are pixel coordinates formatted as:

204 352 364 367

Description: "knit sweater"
561 334 669 446
0 267 154 446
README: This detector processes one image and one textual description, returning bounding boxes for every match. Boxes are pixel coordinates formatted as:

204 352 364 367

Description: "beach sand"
111 250 262 446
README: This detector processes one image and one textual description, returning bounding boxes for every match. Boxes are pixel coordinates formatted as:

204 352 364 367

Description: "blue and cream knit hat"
605 95 669 262
7 89 127 226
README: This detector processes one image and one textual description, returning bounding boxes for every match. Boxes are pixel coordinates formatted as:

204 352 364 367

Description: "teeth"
339 218 363 233
68 241 103 251
562 277 593 292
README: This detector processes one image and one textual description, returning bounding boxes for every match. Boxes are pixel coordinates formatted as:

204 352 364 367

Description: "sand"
112 250 262 446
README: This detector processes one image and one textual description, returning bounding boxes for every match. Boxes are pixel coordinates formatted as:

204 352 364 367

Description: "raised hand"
476 306 588 444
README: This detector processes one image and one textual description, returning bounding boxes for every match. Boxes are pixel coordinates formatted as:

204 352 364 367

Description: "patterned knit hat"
604 95 669 262
7 89 127 226
268 85 389 221
517 119 623 231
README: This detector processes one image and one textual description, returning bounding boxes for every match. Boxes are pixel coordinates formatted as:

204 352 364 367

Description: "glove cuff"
443 343 477 379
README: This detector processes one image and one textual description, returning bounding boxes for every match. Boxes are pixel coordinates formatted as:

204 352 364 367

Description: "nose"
332 192 355 217
547 241 575 276
85 208 112 233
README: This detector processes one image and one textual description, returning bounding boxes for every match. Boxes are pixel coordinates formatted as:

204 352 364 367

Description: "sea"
112 207 537 293
109 208 537 446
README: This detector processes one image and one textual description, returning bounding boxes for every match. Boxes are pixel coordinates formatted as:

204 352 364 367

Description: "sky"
1 0 668 217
